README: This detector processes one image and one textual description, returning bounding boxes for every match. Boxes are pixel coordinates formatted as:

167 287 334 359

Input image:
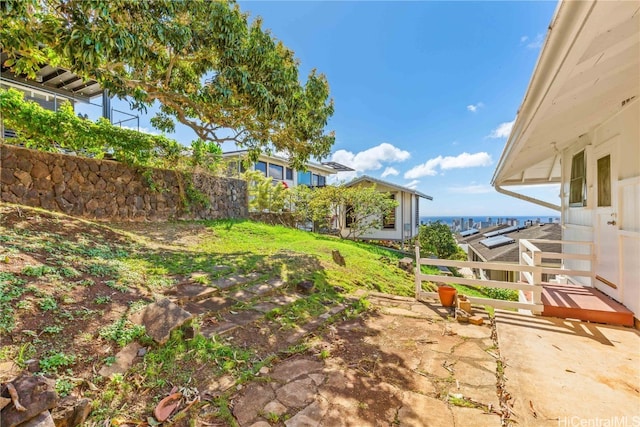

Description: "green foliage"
40 351 76 374
55 378 75 397
22 264 57 277
0 88 182 168
0 1 335 169
38 297 58 311
99 318 146 347
0 272 27 333
418 222 459 259
244 170 289 212
190 139 223 172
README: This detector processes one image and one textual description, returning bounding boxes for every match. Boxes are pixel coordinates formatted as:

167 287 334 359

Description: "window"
312 174 319 187
286 168 294 180
415 195 419 226
597 154 611 207
297 171 311 186
345 205 355 228
255 161 267 176
383 195 396 229
317 175 326 187
269 163 284 180
569 151 586 207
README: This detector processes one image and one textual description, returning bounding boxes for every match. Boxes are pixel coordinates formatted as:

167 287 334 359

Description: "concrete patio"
496 309 640 426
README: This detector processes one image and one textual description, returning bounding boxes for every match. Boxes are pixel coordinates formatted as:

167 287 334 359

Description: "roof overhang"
492 0 640 187
345 175 433 200
222 150 339 175
0 51 104 102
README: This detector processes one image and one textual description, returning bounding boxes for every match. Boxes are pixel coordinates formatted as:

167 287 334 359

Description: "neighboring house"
462 223 562 283
491 0 639 321
0 50 108 138
222 150 352 188
343 176 433 243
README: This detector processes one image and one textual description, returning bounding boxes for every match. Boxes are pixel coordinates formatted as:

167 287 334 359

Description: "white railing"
414 239 594 314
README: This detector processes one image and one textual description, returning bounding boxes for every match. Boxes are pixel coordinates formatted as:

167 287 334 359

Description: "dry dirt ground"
1 205 507 426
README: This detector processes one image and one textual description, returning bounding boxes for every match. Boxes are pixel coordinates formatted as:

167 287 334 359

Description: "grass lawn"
0 205 441 422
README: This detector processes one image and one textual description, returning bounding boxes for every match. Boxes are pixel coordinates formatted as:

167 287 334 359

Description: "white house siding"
562 100 640 316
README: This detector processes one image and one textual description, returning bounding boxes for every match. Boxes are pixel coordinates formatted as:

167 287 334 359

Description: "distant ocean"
420 216 560 227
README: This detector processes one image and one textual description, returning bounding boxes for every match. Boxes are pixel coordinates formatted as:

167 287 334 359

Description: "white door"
593 139 620 301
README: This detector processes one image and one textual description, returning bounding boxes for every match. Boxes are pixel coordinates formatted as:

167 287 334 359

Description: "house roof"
468 223 562 263
222 150 339 175
492 0 639 187
345 175 433 200
456 224 510 244
0 51 103 102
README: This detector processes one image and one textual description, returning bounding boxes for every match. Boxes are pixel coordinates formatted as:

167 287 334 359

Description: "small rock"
263 400 287 416
468 316 484 326
51 396 92 427
398 257 413 272
0 396 11 410
182 325 195 340
331 250 346 267
297 280 315 294
259 366 270 375
25 359 40 373
0 361 21 382
17 410 55 427
98 342 143 378
0 374 58 427
129 298 193 344
137 347 147 357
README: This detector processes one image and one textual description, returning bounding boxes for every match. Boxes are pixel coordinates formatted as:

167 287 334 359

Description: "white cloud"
331 143 410 174
523 33 544 49
381 167 399 178
488 120 515 139
404 152 493 179
466 102 484 113
122 125 159 135
405 180 420 190
448 184 494 194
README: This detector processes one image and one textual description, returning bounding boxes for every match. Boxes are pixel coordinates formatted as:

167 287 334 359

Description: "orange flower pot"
437 285 457 307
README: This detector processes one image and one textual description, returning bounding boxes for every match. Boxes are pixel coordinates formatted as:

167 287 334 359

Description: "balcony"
414 239 634 327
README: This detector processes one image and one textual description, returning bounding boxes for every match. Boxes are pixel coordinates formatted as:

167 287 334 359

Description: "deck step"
542 284 634 327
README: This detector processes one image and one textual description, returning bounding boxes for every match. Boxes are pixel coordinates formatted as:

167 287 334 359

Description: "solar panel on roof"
459 229 479 237
482 225 525 238
480 235 515 249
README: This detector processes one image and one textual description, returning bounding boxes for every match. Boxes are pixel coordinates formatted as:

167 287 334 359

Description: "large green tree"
0 0 334 169
417 222 461 259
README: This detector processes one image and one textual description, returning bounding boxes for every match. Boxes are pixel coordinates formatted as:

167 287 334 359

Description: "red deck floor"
542 283 634 327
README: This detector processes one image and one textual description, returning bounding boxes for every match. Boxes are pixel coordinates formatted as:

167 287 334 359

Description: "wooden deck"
542 284 634 327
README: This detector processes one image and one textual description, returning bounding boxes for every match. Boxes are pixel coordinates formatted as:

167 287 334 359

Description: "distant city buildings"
422 216 560 233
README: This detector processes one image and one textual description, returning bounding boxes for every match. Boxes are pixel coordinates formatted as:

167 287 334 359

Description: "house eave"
492 0 640 188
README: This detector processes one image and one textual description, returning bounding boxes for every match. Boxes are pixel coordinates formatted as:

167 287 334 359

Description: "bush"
0 88 182 168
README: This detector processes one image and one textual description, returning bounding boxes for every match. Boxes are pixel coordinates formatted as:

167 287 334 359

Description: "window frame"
569 150 587 207
269 163 284 180
255 161 267 176
297 170 312 186
382 194 396 229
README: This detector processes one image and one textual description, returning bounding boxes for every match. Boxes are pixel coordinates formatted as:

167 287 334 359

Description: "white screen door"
593 139 620 300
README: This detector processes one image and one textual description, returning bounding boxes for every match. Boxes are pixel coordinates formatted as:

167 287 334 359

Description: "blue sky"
97 1 561 217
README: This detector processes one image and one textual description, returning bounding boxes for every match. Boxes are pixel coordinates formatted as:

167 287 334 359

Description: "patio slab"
495 309 640 426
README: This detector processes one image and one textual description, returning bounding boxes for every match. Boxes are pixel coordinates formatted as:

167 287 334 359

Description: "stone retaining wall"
0 144 248 221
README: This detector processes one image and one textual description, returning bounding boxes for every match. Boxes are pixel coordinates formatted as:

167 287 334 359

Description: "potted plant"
437 284 457 307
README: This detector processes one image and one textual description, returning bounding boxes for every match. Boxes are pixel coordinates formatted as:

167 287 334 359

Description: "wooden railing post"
531 247 543 314
414 241 421 297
